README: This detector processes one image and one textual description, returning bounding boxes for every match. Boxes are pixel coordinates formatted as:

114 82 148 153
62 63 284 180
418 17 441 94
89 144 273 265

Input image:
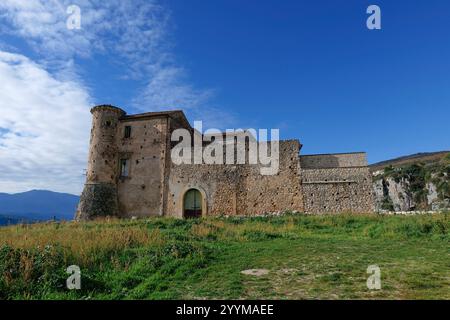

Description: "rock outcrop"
372 153 449 212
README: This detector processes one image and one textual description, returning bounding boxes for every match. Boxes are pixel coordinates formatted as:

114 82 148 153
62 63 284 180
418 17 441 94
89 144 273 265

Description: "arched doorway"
183 189 203 218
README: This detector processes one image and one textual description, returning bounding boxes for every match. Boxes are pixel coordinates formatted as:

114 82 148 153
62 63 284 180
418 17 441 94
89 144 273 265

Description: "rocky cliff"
371 152 449 212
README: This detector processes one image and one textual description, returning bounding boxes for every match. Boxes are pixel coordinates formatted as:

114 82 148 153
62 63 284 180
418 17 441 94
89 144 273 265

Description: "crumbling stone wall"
76 106 176 220
167 140 304 217
240 141 303 215
76 183 119 220
76 105 125 220
300 153 374 213
77 105 375 220
115 117 169 217
166 164 241 217
300 153 368 169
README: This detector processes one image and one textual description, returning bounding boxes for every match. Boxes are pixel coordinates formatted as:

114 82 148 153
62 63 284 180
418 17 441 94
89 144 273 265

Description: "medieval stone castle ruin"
76 105 374 220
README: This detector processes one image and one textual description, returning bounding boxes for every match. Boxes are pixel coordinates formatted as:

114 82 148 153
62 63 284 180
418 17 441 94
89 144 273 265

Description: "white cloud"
0 0 170 76
132 66 237 129
0 1 236 193
0 0 231 106
134 66 213 109
0 0 232 115
0 51 91 194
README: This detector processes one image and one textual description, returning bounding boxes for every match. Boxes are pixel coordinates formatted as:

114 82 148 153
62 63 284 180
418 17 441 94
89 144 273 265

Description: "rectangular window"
120 159 130 177
124 126 131 138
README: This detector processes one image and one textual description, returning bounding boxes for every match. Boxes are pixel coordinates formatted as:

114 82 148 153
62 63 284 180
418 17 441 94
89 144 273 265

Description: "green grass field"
0 213 448 300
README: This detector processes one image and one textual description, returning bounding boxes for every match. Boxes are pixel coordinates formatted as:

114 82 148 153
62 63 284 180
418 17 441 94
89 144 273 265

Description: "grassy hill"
370 151 449 172
0 213 448 300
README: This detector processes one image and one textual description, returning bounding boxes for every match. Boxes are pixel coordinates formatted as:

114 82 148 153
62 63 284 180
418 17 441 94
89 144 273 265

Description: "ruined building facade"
76 105 374 220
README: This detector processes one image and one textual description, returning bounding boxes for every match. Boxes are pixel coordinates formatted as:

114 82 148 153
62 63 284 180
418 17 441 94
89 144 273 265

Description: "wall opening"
124 126 131 138
183 189 202 219
120 159 130 177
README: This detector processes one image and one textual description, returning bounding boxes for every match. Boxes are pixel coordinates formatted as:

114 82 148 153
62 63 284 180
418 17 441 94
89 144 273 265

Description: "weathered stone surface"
75 183 119 220
76 105 376 219
166 140 304 217
373 176 449 212
387 177 415 211
300 154 375 213
300 153 368 169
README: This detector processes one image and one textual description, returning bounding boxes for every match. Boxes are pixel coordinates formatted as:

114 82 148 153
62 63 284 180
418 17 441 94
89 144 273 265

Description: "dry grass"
0 219 164 266
0 213 448 299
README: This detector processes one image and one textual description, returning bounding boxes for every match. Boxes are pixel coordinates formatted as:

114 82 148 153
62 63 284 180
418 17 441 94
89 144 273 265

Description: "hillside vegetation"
370 151 449 172
0 213 448 300
373 153 450 211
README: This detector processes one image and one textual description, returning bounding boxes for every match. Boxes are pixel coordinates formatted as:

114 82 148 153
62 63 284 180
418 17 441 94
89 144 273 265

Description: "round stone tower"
76 105 126 220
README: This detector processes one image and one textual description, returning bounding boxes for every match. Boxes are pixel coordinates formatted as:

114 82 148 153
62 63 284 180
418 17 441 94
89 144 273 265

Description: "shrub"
0 244 66 299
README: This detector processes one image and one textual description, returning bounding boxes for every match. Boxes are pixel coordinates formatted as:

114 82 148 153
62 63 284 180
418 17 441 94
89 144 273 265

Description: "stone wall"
300 152 367 169
77 106 376 219
76 105 125 220
115 116 169 217
300 153 374 213
166 140 304 217
84 106 125 185
241 140 303 215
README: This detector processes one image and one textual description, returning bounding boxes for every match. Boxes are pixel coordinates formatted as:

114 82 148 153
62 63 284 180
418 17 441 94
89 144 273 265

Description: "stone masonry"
76 105 375 219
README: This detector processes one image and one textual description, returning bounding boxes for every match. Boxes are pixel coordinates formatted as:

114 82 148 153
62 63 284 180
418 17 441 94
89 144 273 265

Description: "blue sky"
165 0 450 158
0 0 449 194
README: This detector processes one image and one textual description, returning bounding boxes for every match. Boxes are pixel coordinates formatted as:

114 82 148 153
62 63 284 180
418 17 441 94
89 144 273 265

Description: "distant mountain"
0 190 79 224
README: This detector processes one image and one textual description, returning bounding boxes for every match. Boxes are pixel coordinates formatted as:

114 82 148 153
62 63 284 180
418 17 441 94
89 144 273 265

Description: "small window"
120 159 130 177
124 126 131 138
